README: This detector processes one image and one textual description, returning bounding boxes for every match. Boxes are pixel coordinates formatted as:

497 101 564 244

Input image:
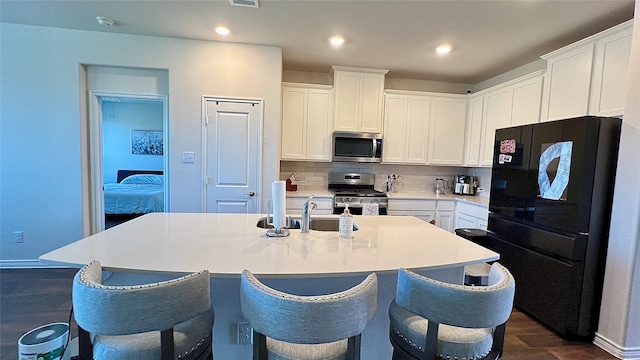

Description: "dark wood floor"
1 268 79 359
0 268 618 360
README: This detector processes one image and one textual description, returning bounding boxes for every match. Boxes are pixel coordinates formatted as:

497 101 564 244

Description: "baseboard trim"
0 259 75 269
594 332 640 360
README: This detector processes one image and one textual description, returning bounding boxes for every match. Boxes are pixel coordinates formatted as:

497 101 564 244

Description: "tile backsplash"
280 161 491 197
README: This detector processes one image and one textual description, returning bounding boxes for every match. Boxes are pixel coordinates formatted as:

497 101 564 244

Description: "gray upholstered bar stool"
389 263 515 360
240 270 378 360
72 260 214 360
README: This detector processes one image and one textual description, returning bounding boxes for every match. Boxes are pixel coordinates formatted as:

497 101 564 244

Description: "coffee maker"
453 175 478 195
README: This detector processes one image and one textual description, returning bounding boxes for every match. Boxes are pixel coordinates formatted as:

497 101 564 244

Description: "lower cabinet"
435 200 455 232
287 196 490 232
455 201 488 230
286 195 333 215
388 199 436 224
388 198 456 232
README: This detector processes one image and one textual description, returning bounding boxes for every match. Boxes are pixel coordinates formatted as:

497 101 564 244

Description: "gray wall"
596 1 640 353
0 24 282 261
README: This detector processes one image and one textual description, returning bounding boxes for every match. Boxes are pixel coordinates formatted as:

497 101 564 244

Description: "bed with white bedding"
104 172 164 214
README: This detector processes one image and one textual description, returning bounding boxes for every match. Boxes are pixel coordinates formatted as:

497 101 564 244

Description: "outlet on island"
13 231 24 243
236 322 252 344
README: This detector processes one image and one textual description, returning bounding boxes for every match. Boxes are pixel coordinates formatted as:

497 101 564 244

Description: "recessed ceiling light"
329 35 345 47
215 26 231 36
96 16 115 26
436 44 452 55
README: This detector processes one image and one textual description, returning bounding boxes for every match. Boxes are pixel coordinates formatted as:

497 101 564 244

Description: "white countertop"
40 213 498 276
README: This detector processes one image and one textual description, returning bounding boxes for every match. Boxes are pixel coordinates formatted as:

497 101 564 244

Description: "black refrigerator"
484 116 621 339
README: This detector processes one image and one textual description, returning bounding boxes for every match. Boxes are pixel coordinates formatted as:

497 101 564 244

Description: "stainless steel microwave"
332 132 383 163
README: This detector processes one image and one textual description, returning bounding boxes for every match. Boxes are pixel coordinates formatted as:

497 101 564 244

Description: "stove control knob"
359 198 364 203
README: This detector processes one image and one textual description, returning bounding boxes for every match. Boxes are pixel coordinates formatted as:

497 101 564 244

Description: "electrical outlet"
236 322 252 344
13 231 24 243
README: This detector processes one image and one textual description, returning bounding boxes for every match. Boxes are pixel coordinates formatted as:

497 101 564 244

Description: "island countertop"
40 213 498 276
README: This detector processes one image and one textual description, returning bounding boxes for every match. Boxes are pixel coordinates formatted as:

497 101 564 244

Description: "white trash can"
18 322 70 360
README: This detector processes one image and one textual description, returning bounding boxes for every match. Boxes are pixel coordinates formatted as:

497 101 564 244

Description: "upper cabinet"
332 66 388 133
479 86 512 166
463 94 484 166
540 44 594 121
540 20 632 121
464 72 544 167
281 83 334 161
427 95 467 165
382 90 466 165
589 23 633 117
382 91 430 163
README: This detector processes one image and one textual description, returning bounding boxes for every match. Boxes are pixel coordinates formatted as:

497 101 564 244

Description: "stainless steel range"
328 173 388 215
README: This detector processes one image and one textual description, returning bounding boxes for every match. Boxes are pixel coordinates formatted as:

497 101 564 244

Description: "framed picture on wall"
131 130 163 155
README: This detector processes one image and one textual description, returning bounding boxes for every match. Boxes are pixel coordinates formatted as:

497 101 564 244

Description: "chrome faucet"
301 195 317 233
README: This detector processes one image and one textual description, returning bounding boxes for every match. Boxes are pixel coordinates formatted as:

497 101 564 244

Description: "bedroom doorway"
88 92 169 233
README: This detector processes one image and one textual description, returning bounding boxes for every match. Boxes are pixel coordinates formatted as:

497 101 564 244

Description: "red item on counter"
286 178 297 191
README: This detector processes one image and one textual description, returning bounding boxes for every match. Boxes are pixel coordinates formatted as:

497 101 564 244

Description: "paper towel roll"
272 181 286 228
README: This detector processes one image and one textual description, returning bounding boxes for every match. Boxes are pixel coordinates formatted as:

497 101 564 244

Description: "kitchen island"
41 213 499 359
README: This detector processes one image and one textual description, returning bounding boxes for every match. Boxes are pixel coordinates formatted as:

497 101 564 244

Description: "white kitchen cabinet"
388 198 455 232
589 24 633 117
510 76 543 126
463 93 484 166
388 199 436 223
455 201 488 230
332 66 388 133
473 72 544 167
286 195 333 215
382 94 408 162
479 86 511 166
540 20 632 121
382 90 465 166
281 83 333 161
435 200 456 232
456 213 480 229
540 43 595 122
428 95 467 165
437 212 455 232
382 91 430 164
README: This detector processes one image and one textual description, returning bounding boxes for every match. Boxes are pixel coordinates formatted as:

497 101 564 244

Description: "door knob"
245 192 256 197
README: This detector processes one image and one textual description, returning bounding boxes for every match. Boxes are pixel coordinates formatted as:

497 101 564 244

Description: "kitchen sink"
256 217 358 232
256 217 301 229
305 217 359 232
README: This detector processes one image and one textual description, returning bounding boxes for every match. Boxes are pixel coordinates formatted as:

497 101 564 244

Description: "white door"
204 98 262 213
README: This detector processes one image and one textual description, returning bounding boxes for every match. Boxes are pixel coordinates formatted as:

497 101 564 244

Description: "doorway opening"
88 93 169 233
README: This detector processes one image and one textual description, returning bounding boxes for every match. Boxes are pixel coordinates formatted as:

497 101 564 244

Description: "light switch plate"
182 151 195 163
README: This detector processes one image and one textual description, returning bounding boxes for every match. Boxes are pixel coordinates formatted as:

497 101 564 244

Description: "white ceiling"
0 0 635 84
